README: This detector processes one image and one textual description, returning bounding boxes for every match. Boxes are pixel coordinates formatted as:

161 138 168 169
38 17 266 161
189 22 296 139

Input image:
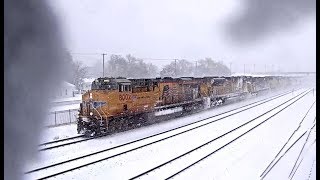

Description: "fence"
45 109 79 127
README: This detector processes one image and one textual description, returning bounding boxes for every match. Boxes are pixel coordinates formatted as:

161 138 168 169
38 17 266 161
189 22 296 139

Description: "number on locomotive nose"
119 94 131 101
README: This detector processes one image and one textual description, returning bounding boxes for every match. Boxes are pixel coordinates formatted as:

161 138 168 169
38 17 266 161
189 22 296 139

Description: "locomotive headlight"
89 93 93 99
90 112 93 116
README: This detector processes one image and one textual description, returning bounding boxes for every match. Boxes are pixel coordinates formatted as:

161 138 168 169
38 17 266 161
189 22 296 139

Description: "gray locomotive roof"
113 78 132 83
179 77 193 81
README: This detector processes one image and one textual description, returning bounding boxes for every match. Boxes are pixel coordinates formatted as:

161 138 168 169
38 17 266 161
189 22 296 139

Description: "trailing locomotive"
77 76 293 136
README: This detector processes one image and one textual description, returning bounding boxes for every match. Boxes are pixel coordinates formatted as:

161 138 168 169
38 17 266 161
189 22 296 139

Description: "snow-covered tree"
160 59 194 77
71 61 88 90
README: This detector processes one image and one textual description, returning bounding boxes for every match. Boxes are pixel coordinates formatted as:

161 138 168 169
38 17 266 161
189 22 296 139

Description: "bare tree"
71 61 88 90
160 58 230 77
195 58 230 76
101 54 159 78
106 54 128 77
146 63 159 78
160 59 194 77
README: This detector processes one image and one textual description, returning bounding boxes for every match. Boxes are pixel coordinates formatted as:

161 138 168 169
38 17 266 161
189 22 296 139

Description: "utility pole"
265 64 267 74
102 53 107 77
253 64 255 74
195 61 198 76
174 59 177 77
229 62 232 76
243 64 246 75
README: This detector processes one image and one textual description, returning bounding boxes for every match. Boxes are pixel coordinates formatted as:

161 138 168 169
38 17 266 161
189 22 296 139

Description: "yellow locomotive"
77 76 290 136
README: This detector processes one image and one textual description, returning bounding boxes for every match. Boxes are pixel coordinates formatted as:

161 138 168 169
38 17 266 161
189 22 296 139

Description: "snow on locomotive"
77 76 290 136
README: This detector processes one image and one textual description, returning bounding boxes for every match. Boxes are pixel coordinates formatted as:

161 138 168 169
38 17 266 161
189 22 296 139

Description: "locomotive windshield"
91 78 118 90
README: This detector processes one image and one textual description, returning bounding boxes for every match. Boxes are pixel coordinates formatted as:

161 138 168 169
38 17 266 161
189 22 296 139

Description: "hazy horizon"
47 0 316 73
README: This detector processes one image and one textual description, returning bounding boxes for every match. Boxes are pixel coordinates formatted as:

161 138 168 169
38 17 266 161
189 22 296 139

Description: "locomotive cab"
78 77 160 136
78 77 121 135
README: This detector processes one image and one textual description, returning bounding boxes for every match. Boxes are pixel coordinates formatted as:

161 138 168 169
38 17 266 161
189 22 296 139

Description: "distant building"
54 81 77 98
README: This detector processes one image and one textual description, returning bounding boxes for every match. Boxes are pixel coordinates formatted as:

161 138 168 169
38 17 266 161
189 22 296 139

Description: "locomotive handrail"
92 105 103 121
99 106 108 120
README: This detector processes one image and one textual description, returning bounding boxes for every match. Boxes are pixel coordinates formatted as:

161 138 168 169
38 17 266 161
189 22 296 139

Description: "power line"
140 58 177 61
73 57 101 61
70 52 103 55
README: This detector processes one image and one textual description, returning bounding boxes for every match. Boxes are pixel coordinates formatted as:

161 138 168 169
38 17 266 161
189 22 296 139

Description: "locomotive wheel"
108 120 116 133
121 118 129 131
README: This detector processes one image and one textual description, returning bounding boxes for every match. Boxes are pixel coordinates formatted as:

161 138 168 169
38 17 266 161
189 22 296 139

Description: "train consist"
77 75 298 136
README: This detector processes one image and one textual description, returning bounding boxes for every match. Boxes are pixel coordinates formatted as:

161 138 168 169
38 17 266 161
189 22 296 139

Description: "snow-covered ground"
49 94 81 112
39 124 79 143
49 104 79 112
173 90 316 180
51 94 82 103
24 87 316 180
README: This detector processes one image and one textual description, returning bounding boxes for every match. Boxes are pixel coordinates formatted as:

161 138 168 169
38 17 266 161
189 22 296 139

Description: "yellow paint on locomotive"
81 87 160 120
268 78 279 89
157 82 182 105
77 76 299 136
79 76 290 122
200 82 210 97
156 79 205 106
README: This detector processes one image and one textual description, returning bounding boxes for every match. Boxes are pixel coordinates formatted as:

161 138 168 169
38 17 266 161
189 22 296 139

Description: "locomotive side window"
124 85 130 91
119 84 132 92
127 85 131 92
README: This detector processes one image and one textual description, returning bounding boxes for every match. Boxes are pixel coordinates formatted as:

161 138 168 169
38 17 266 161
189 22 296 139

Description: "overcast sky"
48 0 316 73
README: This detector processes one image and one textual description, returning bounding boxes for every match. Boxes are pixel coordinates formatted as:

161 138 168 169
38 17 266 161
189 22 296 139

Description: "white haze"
47 0 316 73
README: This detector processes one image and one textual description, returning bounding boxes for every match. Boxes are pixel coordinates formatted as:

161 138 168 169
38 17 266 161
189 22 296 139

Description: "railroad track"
25 88 307 179
260 123 316 180
260 101 316 179
290 138 316 180
38 135 92 151
39 135 85 146
129 89 312 180
38 88 295 151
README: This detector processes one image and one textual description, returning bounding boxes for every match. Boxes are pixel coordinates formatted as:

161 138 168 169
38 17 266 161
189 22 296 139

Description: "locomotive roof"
93 75 289 84
114 78 132 83
94 77 130 82
179 77 194 81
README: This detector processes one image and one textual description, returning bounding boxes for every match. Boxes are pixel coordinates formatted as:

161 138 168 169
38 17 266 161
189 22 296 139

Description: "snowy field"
25 87 316 180
51 94 82 103
49 104 79 112
49 94 82 112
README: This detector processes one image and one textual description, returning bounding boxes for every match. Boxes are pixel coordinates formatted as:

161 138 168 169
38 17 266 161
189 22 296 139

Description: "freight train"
77 75 296 136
